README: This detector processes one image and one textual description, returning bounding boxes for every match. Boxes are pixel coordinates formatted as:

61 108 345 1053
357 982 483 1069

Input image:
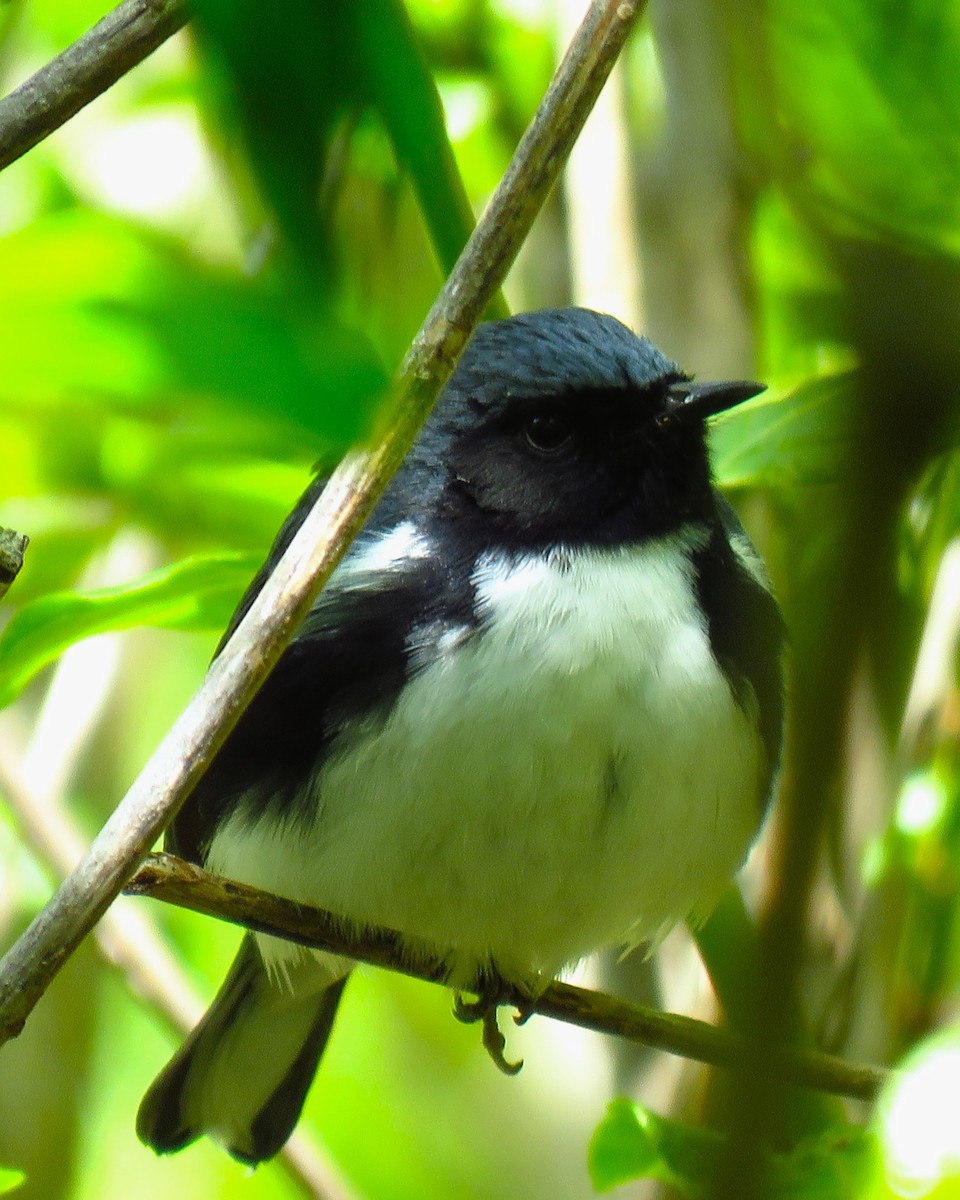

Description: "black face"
445 383 711 544
395 309 760 551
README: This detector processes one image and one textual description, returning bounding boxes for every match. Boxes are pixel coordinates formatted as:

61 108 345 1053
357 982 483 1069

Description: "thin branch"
0 0 187 172
0 527 28 600
0 0 645 1046
126 853 890 1104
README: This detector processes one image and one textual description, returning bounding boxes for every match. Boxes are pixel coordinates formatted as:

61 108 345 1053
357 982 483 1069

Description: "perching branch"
0 528 28 600
0 0 188 173
126 852 890 1104
0 0 645 1045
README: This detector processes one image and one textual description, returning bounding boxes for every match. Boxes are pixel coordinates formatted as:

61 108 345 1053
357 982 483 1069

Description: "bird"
137 307 785 1164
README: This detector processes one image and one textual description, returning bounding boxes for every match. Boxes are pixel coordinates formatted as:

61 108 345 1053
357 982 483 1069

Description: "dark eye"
523 412 576 456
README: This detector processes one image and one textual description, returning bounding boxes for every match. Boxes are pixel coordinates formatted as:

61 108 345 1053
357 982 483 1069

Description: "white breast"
209 525 765 987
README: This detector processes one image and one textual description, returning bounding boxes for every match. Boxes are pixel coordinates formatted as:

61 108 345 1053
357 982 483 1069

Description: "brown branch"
0 0 646 1046
0 528 28 600
0 0 188 173
126 852 890 1104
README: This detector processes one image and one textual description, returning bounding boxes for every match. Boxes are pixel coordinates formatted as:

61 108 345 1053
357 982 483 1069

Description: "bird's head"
402 308 763 549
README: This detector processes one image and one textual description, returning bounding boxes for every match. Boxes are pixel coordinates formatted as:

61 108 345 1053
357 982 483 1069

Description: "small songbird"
138 308 785 1163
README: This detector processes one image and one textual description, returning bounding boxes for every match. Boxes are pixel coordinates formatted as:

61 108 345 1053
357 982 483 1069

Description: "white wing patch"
343 520 431 575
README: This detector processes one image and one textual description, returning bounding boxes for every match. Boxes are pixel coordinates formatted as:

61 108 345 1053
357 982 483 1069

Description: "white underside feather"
207 524 765 989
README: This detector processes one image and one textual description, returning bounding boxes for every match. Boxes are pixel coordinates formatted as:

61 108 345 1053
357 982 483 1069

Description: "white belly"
209 528 764 986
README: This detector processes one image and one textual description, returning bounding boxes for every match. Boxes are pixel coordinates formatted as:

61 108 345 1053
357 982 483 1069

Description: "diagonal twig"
0 0 188 172
126 852 891 1104
0 0 646 1046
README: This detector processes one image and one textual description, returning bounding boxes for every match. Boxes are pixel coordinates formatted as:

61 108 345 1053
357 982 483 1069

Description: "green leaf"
589 1100 663 1193
711 374 856 491
729 0 960 254
588 1100 723 1196
589 1102 878 1198
751 192 851 381
192 0 503 313
351 0 483 282
191 0 357 289
0 212 388 446
0 1167 24 1195
0 552 260 708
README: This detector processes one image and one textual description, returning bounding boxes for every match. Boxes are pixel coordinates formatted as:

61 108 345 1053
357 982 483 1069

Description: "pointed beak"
661 378 766 425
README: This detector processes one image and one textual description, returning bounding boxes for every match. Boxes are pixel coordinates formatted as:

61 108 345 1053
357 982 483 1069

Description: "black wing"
693 495 786 806
168 473 472 863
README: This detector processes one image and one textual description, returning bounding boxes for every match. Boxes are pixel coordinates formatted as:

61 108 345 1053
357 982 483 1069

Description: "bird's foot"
453 972 531 1076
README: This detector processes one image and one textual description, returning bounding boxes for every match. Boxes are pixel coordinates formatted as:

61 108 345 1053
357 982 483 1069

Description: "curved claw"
512 997 535 1027
481 1007 523 1076
453 992 488 1025
452 972 527 1074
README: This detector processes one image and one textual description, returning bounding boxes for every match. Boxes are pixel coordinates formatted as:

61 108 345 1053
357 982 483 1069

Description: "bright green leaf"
192 0 487 305
588 1100 722 1196
636 1107 726 1197
0 212 388 446
711 375 856 491
0 552 260 708
589 1100 662 1193
751 192 852 381
191 0 354 289
0 1167 24 1195
352 0 483 285
729 0 960 254
589 1101 877 1198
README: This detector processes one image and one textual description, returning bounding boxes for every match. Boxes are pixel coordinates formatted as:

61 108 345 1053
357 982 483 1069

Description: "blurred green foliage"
0 1167 24 1196
2 0 960 1198
0 550 260 707
589 1099 879 1197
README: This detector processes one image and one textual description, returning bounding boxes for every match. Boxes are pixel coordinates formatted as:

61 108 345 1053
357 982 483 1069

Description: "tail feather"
138 935 348 1163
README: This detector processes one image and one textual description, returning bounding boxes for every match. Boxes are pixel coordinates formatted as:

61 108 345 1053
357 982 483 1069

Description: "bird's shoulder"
168 474 474 863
